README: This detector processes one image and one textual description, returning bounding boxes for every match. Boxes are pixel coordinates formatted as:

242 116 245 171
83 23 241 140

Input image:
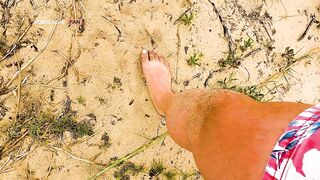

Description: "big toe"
140 49 149 63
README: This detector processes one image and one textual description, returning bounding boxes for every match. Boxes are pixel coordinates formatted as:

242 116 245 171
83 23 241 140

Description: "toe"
141 49 149 63
159 55 165 63
154 52 160 61
159 55 169 67
149 50 156 61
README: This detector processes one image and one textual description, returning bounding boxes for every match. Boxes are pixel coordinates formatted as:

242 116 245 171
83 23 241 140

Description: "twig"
44 166 53 179
208 0 235 53
105 0 117 4
241 65 251 81
0 156 11 172
131 132 152 141
52 147 102 165
144 28 157 48
175 25 181 83
0 23 33 62
30 0 36 9
89 132 169 180
257 47 320 89
262 24 273 41
298 14 316 41
14 150 30 162
204 68 223 87
5 12 63 88
101 15 115 25
101 15 122 42
24 82 67 90
73 0 77 19
79 0 91 19
54 49 80 81
0 143 33 174
204 71 213 88
173 8 191 25
67 131 99 148
0 131 29 158
13 57 22 124
279 0 288 17
115 26 122 42
0 168 13 174
243 48 262 58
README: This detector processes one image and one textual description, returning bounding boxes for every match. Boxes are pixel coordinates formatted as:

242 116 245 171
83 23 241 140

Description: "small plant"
113 77 122 86
7 123 23 139
108 77 123 90
180 12 195 26
101 132 111 148
1 98 95 160
7 105 94 141
113 162 144 179
163 170 177 180
70 121 94 138
48 113 94 138
187 52 203 66
217 73 238 89
304 59 312 67
281 47 296 69
77 96 86 105
180 170 200 180
97 97 108 104
181 171 190 180
218 50 241 68
217 73 266 102
263 40 275 52
240 38 253 51
149 160 165 177
236 86 265 102
28 114 48 140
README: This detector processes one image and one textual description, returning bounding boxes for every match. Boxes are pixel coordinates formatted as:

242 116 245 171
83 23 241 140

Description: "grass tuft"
163 170 177 180
49 113 93 138
240 38 253 51
77 96 86 105
1 98 95 158
281 47 296 70
6 101 93 142
218 50 241 68
217 73 265 102
113 162 144 179
180 12 195 26
187 52 203 66
148 159 165 177
101 132 111 148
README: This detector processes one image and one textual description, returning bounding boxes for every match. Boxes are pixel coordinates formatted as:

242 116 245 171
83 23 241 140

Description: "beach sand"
0 0 319 179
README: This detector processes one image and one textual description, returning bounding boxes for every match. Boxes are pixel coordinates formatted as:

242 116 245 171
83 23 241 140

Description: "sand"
0 0 319 179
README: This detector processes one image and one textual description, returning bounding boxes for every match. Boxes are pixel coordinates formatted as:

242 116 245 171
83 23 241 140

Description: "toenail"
142 49 148 54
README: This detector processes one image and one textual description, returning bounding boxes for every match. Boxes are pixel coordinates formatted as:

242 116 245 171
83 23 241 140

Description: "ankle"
158 91 174 115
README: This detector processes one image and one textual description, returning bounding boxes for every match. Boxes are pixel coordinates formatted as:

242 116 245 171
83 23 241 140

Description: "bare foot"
140 49 173 115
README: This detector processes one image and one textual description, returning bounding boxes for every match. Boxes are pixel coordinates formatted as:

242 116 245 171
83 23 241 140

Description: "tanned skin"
140 49 312 180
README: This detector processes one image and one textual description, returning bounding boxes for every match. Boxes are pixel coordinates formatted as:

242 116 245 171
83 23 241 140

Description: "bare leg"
140 49 192 149
140 49 312 179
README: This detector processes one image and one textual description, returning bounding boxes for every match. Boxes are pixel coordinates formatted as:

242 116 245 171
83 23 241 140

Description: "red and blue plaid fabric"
263 104 320 180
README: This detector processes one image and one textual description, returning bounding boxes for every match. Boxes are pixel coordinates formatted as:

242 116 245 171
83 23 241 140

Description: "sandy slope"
0 0 319 179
